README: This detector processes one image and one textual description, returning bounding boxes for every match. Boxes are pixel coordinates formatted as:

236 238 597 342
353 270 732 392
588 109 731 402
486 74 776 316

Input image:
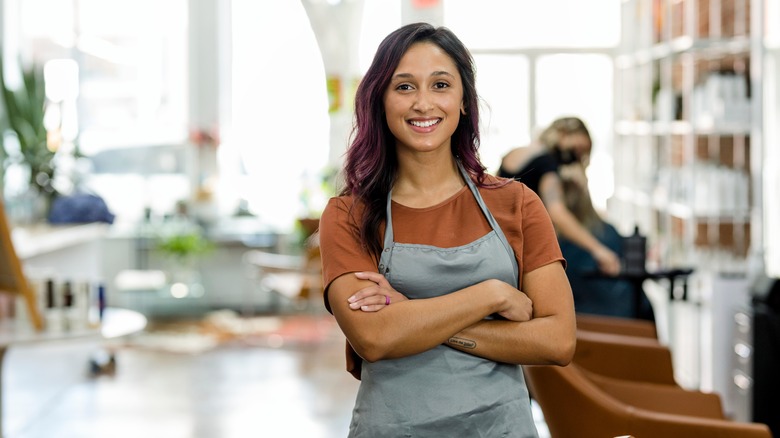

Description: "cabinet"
611 0 768 275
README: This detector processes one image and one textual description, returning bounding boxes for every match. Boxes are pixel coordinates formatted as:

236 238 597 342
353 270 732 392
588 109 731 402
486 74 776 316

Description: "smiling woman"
320 22 575 438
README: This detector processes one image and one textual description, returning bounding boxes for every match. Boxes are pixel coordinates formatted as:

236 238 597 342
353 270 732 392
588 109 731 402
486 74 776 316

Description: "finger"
355 271 388 285
355 295 390 312
349 292 388 310
358 303 385 312
348 283 382 303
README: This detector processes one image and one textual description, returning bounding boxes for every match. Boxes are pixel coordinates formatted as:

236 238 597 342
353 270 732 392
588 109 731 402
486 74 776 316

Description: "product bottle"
44 278 63 332
622 226 647 275
97 282 106 322
63 280 73 330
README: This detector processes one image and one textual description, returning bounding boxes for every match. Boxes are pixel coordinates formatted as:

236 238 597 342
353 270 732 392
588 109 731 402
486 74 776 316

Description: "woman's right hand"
348 271 408 312
487 279 533 322
592 246 621 276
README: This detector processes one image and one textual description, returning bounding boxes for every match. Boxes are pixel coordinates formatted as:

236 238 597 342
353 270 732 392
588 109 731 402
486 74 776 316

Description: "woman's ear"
460 103 467 115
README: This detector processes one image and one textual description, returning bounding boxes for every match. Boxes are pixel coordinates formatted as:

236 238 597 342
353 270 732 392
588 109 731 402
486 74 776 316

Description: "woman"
319 23 575 437
558 176 655 320
498 117 622 277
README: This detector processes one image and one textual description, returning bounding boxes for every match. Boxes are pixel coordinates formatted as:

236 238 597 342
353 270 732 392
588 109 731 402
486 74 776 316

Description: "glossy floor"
3 316 549 438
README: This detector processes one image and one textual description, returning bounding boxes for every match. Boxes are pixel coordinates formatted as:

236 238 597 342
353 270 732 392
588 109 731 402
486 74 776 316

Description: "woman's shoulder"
481 174 528 194
325 195 355 209
322 195 365 223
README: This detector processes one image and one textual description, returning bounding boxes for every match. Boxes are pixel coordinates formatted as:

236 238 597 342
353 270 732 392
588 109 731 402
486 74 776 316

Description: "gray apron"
348 163 538 438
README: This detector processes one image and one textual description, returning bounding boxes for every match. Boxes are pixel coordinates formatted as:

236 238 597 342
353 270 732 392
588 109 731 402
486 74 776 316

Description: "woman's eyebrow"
430 70 455 79
391 71 456 81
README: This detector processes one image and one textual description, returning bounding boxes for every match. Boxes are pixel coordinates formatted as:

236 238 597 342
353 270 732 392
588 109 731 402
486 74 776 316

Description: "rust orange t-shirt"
319 174 565 378
320 174 565 303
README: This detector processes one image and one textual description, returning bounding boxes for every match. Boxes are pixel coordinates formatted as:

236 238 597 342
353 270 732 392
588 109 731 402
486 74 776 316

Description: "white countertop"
11 222 110 259
0 307 147 347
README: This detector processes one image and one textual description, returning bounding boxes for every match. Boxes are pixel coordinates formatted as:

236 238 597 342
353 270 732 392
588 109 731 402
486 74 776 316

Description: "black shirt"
497 152 559 196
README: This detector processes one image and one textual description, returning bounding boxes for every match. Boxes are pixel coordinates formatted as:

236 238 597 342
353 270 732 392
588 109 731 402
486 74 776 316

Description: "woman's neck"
392 156 465 208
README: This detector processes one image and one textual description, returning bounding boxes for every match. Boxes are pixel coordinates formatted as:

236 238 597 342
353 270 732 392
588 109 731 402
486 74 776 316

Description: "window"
444 0 621 49
9 0 189 154
473 55 530 174
3 0 189 222
444 0 621 210
226 0 330 230
536 54 615 208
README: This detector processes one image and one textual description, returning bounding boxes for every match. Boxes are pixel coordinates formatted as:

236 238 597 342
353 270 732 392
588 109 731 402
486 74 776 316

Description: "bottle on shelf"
623 226 648 275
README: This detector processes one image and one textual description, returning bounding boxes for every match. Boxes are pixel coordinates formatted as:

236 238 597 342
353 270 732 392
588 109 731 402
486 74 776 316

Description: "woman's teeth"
410 119 439 128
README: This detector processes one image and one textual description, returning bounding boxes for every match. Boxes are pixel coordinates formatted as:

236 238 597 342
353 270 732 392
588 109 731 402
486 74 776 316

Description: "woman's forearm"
444 261 576 366
330 276 519 363
446 316 575 366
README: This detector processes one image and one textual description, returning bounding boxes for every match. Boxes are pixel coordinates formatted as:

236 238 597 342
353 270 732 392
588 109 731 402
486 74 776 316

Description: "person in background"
558 175 655 321
497 116 622 277
319 22 575 437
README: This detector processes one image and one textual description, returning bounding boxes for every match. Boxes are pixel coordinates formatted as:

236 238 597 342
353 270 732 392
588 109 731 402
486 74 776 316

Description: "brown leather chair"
523 363 773 438
581 367 725 420
574 328 677 385
576 312 658 339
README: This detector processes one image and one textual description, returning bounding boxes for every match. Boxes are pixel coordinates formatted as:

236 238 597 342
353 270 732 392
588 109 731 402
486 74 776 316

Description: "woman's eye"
396 83 413 91
433 82 450 89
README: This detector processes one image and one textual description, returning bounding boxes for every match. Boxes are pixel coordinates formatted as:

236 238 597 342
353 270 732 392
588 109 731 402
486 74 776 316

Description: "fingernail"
347 296 356 303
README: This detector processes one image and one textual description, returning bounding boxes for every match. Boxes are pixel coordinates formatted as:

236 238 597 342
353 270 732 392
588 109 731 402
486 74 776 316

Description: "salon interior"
0 0 778 437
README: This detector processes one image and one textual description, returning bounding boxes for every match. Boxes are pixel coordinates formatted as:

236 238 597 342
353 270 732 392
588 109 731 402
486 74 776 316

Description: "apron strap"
457 162 519 284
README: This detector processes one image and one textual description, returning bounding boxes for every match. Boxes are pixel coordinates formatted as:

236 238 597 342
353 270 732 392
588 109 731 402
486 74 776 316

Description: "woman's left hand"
348 271 408 312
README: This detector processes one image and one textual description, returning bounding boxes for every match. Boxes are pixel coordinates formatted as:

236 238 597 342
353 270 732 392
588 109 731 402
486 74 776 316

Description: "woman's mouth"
409 119 441 128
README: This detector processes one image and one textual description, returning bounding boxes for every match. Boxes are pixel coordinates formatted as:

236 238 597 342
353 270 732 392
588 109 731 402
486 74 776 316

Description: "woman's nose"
412 90 434 112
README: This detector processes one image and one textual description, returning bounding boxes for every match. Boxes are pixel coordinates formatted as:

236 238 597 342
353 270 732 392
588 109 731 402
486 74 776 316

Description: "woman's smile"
408 118 442 130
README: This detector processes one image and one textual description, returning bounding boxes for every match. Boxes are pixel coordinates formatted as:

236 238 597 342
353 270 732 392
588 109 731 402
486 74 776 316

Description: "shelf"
613 0 762 273
615 120 751 136
11 222 110 260
616 36 751 67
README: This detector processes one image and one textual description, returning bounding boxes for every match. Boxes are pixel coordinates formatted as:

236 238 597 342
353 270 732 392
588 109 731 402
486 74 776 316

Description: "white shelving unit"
613 0 759 276
612 1 777 419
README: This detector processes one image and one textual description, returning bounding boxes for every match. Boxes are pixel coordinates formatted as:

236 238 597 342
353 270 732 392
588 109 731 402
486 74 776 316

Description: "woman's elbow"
350 334 394 363
357 347 385 363
549 336 576 366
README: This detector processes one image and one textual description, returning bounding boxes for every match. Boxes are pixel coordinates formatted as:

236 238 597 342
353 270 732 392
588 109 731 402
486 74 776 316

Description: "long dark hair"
341 22 487 258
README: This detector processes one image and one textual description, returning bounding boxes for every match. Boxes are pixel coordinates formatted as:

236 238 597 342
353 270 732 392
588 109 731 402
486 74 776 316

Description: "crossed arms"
327 261 576 366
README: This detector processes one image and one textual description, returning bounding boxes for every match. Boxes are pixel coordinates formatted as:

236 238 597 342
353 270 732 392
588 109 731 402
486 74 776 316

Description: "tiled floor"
3 314 549 438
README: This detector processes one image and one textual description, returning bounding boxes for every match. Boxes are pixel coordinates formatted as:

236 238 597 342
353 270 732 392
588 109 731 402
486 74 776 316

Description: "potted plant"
154 215 214 297
0 55 58 219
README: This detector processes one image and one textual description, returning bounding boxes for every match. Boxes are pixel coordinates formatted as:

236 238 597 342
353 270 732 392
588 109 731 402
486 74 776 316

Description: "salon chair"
523 362 772 438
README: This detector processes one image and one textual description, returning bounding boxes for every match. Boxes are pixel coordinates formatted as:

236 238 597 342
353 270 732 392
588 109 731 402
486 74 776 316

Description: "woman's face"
383 42 464 156
558 132 592 162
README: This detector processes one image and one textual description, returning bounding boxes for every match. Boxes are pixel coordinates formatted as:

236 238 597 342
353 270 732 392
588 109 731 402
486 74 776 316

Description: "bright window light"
536 54 615 211
473 55 530 174
228 0 330 231
358 0 402 73
444 0 621 49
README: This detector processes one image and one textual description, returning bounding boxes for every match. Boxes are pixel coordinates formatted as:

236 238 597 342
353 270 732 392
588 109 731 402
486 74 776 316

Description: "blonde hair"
561 176 605 236
538 116 591 149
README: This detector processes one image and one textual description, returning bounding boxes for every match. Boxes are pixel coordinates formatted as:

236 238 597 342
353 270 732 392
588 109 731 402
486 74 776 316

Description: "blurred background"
0 0 779 437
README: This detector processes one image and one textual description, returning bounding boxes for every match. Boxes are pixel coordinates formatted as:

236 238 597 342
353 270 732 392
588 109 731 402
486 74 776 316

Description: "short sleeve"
319 196 378 313
520 185 566 273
